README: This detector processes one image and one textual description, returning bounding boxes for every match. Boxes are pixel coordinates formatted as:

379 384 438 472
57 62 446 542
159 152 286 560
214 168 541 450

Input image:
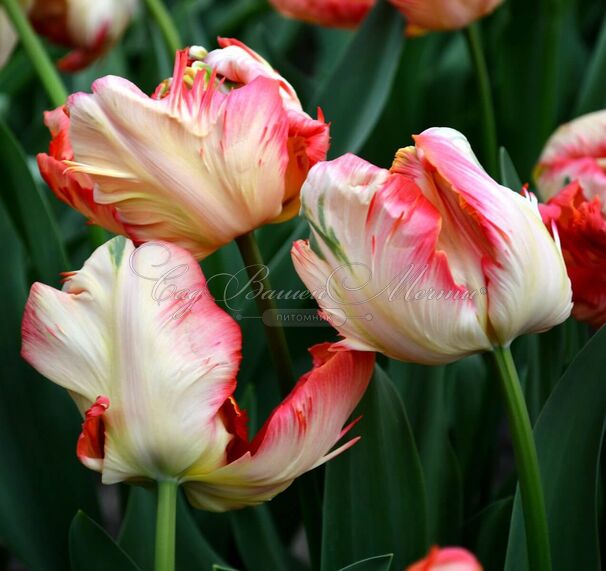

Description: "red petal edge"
76 396 109 472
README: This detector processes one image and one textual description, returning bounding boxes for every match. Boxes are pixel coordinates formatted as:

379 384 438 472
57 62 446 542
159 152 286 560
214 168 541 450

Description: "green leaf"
69 512 139 571
212 566 239 571
465 497 513 571
389 361 463 545
574 13 606 114
338 554 394 571
322 366 428 571
0 119 68 285
310 0 405 158
505 327 606 571
230 501 291 571
119 486 225 571
0 198 99 570
499 147 524 191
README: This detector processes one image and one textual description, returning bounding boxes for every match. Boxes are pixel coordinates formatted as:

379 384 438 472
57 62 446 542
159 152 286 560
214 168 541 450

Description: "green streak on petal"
109 236 127 268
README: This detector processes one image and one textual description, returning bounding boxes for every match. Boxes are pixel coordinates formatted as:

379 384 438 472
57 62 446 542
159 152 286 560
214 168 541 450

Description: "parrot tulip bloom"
37 40 328 259
535 110 606 208
0 0 137 72
540 182 606 328
268 0 502 32
407 546 483 571
268 0 374 28
292 128 572 365
391 0 504 36
30 0 138 72
21 237 374 510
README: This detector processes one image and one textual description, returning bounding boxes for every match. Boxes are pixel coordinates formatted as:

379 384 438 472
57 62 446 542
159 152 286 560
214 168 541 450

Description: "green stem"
143 0 182 58
464 23 498 178
154 481 178 571
493 346 552 571
0 0 67 107
235 232 295 397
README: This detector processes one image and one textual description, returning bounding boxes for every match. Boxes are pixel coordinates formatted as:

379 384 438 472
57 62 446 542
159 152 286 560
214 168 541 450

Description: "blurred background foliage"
0 0 605 569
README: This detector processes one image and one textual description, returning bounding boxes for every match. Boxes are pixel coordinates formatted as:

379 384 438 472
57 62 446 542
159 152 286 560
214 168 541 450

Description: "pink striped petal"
37 107 127 235
66 68 290 259
401 127 572 346
183 345 375 511
292 153 491 364
535 110 606 207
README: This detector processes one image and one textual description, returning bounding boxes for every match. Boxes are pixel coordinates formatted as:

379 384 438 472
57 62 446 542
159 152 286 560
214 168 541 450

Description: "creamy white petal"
22 237 241 482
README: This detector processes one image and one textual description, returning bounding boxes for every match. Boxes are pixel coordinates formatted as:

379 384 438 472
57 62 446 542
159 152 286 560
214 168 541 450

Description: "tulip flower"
268 0 503 33
1 0 137 72
391 0 504 36
268 0 374 28
21 237 374 509
407 546 483 571
29 0 138 71
292 127 572 365
37 40 329 260
535 110 606 207
540 181 606 328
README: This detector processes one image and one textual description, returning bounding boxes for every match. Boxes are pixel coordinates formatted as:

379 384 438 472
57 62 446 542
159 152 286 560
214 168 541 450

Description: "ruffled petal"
77 396 110 472
292 153 491 364
207 37 302 110
203 40 329 222
67 70 290 259
37 107 127 235
540 182 606 328
183 345 374 511
409 127 572 346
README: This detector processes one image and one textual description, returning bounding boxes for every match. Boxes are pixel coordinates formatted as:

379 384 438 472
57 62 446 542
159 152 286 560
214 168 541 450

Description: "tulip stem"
155 480 178 571
493 346 552 571
144 0 182 57
0 0 67 108
236 232 295 397
464 23 498 178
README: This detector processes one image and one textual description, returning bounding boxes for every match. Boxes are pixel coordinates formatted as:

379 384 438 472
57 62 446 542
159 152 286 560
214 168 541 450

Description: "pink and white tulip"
391 0 504 36
38 40 329 259
292 128 572 365
407 546 483 571
1 0 137 72
21 237 373 510
535 110 606 208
